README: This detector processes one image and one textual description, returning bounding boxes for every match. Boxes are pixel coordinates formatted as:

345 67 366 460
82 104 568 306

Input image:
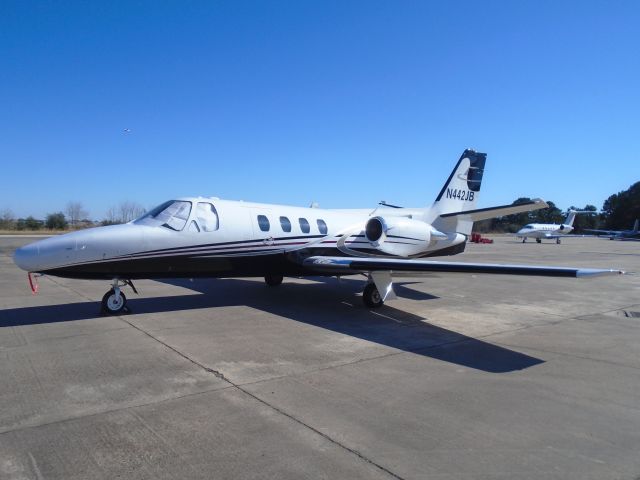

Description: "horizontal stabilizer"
304 256 624 278
439 198 548 222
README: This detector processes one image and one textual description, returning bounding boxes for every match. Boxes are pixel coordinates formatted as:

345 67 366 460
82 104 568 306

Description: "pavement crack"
120 317 405 480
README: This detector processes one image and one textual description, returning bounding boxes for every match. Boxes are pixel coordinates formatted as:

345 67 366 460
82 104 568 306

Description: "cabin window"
317 219 328 234
258 215 270 232
196 202 219 232
280 216 292 232
299 217 310 234
134 200 192 231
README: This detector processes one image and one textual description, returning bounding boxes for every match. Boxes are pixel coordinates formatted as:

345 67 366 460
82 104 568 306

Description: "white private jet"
516 210 590 244
14 150 623 314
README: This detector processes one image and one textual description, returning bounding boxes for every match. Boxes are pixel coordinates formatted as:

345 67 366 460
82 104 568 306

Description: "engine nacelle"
364 216 437 257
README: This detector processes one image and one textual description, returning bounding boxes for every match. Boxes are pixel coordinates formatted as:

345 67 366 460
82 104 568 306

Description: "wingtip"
531 197 549 208
576 269 626 278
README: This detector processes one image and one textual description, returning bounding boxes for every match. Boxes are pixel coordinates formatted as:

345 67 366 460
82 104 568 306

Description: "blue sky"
1 1 638 220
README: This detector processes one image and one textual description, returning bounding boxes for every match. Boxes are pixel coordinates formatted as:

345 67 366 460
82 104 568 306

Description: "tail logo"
434 149 487 203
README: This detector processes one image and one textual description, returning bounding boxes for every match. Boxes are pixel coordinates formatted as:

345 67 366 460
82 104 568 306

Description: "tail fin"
633 219 639 233
429 149 547 236
432 149 486 216
564 210 578 226
564 210 591 226
428 149 486 236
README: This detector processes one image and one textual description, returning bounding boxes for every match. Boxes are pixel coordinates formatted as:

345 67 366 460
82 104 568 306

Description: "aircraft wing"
584 229 620 235
303 256 623 278
439 198 548 222
542 234 593 239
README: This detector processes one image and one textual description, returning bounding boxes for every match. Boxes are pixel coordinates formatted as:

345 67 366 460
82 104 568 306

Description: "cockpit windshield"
134 200 192 231
524 225 534 229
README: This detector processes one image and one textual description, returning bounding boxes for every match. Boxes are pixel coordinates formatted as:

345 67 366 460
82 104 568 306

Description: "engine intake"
364 216 443 257
365 217 384 242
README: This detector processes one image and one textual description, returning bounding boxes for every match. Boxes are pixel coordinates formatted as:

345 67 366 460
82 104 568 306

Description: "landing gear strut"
101 279 137 315
522 237 526 243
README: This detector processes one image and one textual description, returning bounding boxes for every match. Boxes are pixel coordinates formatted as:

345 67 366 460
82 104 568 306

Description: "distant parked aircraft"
585 220 640 241
516 210 590 244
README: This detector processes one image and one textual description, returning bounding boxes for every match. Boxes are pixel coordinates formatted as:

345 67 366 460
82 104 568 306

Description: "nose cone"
14 243 39 272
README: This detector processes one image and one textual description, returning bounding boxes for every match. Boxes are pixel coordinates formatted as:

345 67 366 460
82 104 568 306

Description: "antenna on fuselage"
379 201 403 209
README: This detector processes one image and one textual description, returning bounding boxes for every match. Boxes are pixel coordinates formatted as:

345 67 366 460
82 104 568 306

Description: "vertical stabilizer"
633 219 639 233
429 149 486 235
432 149 486 215
564 210 579 226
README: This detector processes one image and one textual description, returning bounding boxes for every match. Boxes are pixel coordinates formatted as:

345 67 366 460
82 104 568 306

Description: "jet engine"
364 216 446 257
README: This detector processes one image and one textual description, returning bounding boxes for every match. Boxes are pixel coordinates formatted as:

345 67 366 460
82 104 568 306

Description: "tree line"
0 201 146 231
474 181 639 233
1 182 638 232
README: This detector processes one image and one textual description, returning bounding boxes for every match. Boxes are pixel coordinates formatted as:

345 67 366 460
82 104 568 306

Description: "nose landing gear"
101 279 138 315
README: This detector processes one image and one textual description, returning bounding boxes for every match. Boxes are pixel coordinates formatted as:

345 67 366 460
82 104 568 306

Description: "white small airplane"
516 210 590 244
14 149 623 314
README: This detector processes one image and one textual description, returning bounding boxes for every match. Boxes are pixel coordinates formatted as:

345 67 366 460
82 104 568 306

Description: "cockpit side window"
196 202 219 232
134 200 192 231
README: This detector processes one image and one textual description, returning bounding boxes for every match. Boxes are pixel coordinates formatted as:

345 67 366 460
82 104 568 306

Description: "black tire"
536 238 542 244
101 289 127 314
363 283 384 308
264 274 284 287
556 238 561 244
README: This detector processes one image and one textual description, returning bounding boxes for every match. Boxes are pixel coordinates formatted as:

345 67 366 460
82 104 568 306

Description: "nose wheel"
102 288 127 314
101 279 137 314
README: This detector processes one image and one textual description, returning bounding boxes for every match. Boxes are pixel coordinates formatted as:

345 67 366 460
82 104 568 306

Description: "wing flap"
303 256 624 278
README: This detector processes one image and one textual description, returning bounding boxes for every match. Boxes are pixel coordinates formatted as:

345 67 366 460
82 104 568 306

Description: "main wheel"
101 289 127 314
363 283 384 308
264 274 284 287
556 238 561 244
536 238 542 244
522 238 526 243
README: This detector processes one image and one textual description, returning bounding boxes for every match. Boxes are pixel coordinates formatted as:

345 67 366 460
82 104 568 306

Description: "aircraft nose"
14 243 39 272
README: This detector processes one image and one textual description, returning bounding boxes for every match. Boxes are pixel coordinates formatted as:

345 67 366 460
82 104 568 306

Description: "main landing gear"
536 238 542 244
101 279 138 315
363 283 384 308
556 238 561 244
362 272 395 309
264 274 283 287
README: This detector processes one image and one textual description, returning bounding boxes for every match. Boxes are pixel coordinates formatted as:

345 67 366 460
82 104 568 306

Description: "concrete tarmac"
0 235 639 479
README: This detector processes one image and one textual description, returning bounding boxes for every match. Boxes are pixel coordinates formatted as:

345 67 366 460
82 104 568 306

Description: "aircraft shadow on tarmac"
0 277 543 373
